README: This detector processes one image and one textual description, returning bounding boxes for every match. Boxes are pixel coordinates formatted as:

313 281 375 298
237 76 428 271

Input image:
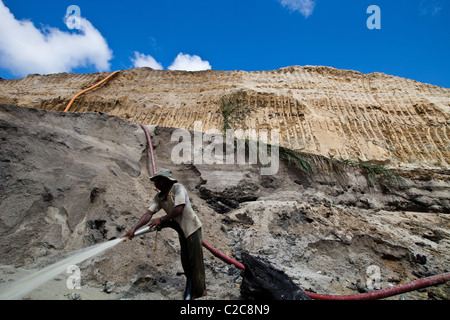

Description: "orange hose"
64 70 120 112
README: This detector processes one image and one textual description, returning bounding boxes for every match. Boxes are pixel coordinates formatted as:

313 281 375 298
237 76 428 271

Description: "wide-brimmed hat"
150 169 178 183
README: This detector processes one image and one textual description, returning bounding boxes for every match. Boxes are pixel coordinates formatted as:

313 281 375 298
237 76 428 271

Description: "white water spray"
0 238 125 300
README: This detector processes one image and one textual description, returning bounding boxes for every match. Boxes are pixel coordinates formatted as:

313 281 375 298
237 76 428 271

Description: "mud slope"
0 66 449 169
0 104 449 300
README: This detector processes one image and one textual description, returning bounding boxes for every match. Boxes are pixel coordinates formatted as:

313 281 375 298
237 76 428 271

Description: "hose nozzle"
133 225 156 237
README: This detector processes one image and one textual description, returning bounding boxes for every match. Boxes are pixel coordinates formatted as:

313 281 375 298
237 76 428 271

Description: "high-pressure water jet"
0 226 155 300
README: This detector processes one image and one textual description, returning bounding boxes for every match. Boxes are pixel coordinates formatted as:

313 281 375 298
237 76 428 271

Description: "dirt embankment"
0 104 448 300
1 66 449 169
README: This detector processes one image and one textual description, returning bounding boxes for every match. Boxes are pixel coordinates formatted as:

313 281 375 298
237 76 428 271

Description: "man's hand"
122 228 137 240
148 217 163 229
122 210 154 240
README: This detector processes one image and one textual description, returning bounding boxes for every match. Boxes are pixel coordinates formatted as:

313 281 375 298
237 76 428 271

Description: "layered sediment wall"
0 66 449 168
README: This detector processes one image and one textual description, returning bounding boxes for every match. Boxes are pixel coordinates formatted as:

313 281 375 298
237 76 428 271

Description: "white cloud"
0 1 113 77
131 52 163 70
278 0 316 18
168 53 211 71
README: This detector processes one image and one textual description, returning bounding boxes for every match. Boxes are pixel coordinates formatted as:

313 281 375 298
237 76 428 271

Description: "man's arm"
149 204 185 228
123 209 154 240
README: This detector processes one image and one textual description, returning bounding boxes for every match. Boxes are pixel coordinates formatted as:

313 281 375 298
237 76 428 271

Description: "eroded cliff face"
1 66 449 169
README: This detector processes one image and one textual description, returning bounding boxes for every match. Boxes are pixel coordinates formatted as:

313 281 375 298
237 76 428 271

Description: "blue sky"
0 0 449 88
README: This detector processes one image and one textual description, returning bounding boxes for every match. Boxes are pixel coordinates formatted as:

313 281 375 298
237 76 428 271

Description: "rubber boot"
183 276 193 300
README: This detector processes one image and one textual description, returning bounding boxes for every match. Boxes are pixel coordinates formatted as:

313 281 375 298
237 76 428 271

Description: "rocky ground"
0 104 448 300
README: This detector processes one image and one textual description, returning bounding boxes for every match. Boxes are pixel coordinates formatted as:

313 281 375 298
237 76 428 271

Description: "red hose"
201 242 449 300
139 124 157 175
202 240 245 271
305 273 450 300
139 124 449 300
200 240 450 299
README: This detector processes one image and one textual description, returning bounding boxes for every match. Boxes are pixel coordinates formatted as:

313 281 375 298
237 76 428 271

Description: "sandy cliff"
1 66 449 169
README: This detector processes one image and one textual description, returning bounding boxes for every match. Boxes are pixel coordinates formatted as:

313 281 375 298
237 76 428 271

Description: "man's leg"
179 234 193 300
186 228 206 299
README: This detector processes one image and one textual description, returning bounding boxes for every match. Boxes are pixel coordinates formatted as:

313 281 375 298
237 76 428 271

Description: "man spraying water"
123 169 207 300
